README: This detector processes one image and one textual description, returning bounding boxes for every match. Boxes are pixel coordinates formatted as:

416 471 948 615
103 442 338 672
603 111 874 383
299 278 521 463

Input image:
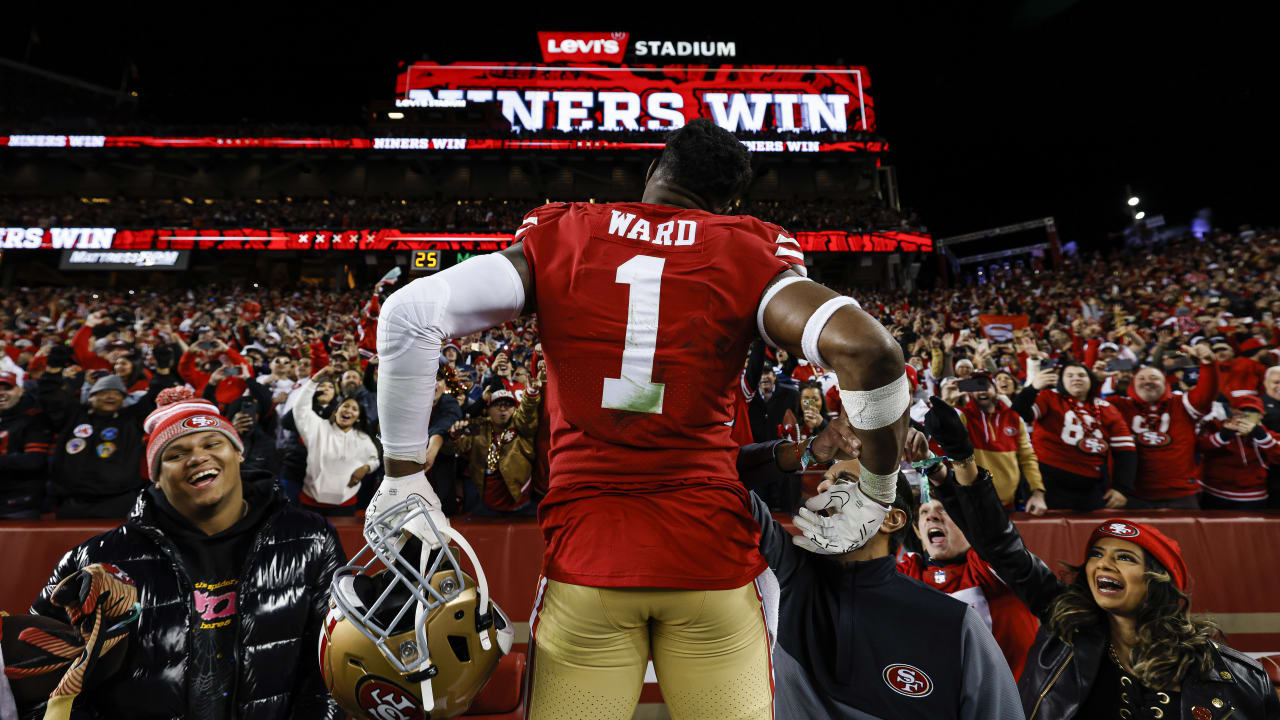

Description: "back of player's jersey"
521 201 798 485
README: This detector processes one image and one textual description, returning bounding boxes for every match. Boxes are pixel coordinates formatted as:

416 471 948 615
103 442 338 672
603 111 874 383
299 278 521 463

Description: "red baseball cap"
1232 395 1265 413
0 372 17 387
1086 519 1188 591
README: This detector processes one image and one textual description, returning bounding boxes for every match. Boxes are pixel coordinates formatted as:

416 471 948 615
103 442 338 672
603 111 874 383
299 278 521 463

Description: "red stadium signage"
396 63 874 135
1 227 931 253
538 32 630 63
0 134 885 154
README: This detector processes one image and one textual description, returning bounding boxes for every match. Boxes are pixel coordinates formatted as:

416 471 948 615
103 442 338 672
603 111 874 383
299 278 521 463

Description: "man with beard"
1108 342 1218 508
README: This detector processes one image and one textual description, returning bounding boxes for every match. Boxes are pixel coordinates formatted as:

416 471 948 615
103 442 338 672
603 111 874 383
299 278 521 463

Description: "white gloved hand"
791 480 890 555
364 470 449 549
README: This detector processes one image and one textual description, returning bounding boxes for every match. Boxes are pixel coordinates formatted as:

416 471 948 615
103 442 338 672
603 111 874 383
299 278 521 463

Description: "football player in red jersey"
1011 360 1136 511
368 119 908 718
1108 342 1218 508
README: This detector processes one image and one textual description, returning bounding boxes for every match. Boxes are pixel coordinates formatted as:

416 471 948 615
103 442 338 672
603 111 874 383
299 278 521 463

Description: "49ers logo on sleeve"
1076 436 1109 455
1099 522 1140 538
883 663 933 697
354 676 425 720
1137 430 1172 447
181 416 217 429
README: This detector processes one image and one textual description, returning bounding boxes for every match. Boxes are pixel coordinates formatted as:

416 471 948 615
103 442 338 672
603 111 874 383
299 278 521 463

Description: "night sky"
5 3 1275 250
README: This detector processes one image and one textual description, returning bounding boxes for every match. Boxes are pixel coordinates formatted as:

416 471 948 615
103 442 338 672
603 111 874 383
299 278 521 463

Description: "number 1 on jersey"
602 255 666 414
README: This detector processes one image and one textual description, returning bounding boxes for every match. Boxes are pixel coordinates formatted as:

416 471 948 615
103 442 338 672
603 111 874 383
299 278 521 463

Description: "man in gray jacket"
740 427 1022 719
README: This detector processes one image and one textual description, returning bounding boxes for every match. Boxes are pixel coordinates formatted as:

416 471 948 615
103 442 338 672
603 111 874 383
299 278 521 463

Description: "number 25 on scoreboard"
411 250 441 272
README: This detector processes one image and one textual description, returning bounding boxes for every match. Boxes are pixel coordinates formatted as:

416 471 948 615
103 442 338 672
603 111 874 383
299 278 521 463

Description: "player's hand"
364 471 449 550
1026 490 1048 516
1102 488 1128 509
791 480 889 555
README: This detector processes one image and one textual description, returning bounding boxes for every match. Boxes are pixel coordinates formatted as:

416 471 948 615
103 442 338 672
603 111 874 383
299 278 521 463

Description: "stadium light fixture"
1135 211 1146 220
1127 196 1140 207
387 111 405 120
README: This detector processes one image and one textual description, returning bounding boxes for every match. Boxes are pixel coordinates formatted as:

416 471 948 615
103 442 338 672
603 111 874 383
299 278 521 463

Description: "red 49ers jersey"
1029 389 1134 478
521 201 802 589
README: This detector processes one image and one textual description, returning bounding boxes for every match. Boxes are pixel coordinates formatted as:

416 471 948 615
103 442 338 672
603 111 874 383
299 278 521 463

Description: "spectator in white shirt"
290 366 379 516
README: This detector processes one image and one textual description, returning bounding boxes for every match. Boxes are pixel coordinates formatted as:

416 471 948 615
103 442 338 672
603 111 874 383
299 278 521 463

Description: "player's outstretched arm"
377 244 534 478
758 271 908 504
369 247 532 543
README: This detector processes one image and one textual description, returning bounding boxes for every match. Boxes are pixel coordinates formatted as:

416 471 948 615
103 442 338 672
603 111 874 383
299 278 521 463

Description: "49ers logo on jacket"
883 663 933 697
1137 430 1172 447
354 676 425 720
1076 436 1108 455
1099 522 1140 538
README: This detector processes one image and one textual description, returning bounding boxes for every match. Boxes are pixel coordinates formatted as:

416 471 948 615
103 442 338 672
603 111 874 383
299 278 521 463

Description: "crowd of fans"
0 195 922 234
2 227 1279 523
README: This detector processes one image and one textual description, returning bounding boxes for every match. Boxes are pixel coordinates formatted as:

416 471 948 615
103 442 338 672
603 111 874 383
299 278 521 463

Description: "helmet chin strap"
415 542 436 712
440 526 492 651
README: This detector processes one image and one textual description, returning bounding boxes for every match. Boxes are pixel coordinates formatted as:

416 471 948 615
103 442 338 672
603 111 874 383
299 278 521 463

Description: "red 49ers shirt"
1029 389 1134 478
1108 363 1218 499
521 202 802 589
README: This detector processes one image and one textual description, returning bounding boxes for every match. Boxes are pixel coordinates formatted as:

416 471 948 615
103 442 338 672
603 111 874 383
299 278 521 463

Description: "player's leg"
650 582 774 720
527 579 649 720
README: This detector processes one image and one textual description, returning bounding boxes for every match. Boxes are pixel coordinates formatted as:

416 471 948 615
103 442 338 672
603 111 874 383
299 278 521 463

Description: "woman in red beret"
922 395 1280 719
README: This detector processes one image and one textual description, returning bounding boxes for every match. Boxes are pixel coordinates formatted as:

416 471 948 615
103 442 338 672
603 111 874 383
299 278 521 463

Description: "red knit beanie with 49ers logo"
1085 519 1189 591
142 398 244 480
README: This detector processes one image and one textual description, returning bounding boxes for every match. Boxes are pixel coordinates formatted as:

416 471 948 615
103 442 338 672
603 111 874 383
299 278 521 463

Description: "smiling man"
30 397 344 720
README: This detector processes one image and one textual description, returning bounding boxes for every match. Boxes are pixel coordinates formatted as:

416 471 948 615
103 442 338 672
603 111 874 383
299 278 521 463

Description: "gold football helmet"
320 496 514 719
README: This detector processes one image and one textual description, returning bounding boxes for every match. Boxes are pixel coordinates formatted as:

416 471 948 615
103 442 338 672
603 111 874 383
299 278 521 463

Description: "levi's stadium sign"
0 227 930 253
537 31 737 63
396 63 873 135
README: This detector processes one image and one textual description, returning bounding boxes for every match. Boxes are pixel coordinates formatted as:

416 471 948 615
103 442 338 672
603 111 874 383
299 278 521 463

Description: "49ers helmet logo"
1137 430 1171 448
883 663 933 697
1099 522 1140 538
181 415 217 429
354 676 424 720
1076 436 1108 455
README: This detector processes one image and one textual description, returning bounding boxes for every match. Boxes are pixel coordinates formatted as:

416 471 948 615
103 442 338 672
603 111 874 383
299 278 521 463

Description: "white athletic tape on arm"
377 253 526 464
840 373 911 430
755 275 809 348
801 296 858 370
859 465 899 505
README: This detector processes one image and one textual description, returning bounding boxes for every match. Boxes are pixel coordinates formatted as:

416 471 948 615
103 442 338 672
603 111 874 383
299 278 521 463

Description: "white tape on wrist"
801 296 857 370
384 449 428 465
840 373 910 430
859 465 899 505
756 276 809 348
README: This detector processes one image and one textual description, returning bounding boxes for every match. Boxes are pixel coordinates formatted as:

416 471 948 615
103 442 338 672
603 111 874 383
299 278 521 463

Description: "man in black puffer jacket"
28 399 344 720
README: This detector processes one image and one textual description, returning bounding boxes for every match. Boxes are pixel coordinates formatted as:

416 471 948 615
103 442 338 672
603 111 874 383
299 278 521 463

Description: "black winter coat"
29 474 345 720
932 468 1280 720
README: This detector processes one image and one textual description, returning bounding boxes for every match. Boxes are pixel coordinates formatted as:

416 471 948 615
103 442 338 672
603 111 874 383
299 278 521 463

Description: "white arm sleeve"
376 252 526 464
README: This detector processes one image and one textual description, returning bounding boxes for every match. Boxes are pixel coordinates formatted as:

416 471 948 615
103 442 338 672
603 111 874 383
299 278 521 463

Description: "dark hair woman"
922 395 1280 719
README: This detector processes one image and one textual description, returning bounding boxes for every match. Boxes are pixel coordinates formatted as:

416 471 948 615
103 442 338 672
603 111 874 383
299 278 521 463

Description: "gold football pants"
527 578 773 720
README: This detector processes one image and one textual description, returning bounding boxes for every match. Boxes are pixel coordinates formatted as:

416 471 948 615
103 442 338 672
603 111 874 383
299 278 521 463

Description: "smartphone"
957 377 992 393
224 366 242 377
1106 359 1137 372
197 340 215 351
